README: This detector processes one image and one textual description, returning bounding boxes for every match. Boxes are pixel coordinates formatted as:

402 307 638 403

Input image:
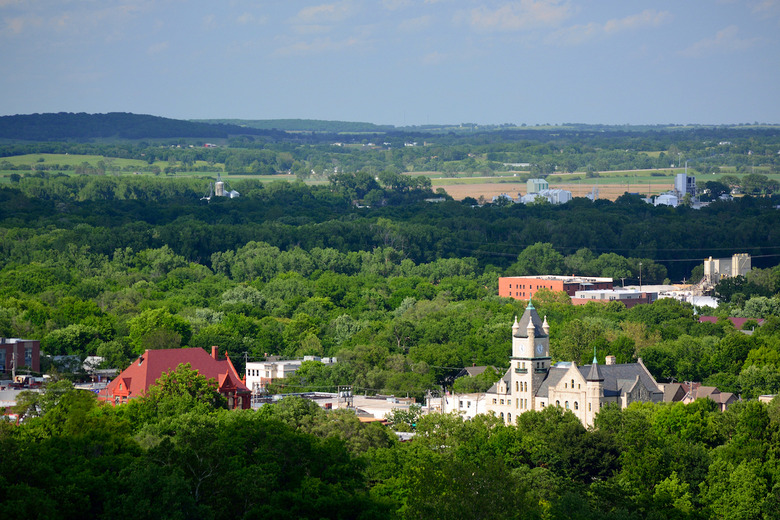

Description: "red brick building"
0 338 41 374
101 346 251 409
499 276 613 301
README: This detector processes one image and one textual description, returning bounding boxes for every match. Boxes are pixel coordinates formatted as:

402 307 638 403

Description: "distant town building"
499 275 613 301
675 172 696 197
654 192 679 207
491 193 515 204
526 178 549 194
519 188 572 205
100 346 251 409
245 356 337 395
661 382 737 412
433 302 663 427
703 253 751 285
571 289 658 309
0 338 40 374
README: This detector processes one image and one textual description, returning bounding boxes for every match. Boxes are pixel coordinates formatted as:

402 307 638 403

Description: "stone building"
481 301 663 427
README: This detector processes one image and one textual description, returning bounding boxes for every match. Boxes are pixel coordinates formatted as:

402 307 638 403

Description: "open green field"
1 153 155 170
2 153 778 193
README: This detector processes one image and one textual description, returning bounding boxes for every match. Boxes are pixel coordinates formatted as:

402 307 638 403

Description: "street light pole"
639 262 643 292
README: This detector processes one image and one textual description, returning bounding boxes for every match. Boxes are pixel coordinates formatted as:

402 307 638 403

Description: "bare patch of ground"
433 182 673 202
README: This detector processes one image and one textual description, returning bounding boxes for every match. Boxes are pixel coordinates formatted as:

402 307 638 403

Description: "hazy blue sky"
1 1 778 126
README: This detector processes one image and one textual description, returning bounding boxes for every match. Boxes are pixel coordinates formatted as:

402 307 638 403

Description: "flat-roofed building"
245 356 337 395
0 338 40 374
499 275 613 301
571 289 658 309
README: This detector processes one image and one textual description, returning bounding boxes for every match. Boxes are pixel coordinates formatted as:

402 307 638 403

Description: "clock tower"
510 300 550 415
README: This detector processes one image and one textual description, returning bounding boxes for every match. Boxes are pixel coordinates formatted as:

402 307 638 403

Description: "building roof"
513 302 548 339
699 316 764 330
103 347 249 400
458 366 492 378
501 275 613 283
586 360 604 382
662 383 687 402
536 361 661 400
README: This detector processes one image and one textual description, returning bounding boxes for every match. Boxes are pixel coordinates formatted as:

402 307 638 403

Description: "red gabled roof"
103 347 250 401
699 316 764 329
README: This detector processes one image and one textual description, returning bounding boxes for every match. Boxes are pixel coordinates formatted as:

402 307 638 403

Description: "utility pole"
639 262 643 292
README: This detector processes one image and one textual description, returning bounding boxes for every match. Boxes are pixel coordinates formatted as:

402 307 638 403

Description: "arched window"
507 413 512 423
565 401 569 409
516 381 519 391
500 412 504 420
574 402 579 410
556 400 560 407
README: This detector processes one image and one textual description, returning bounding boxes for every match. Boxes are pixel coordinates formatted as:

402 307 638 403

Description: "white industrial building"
520 188 572 205
703 254 751 285
245 356 337 395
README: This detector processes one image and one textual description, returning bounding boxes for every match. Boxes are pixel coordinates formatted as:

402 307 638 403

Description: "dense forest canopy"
1 175 779 400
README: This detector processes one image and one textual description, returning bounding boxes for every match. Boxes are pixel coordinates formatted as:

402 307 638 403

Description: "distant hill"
0 112 272 141
192 118 395 133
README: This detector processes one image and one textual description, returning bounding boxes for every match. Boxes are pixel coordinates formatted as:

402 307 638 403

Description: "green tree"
128 308 192 354
507 242 566 276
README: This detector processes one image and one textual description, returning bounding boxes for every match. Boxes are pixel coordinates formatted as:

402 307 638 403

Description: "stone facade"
482 302 663 427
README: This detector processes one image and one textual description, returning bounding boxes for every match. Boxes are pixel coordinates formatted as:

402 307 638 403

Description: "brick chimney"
605 355 616 365
212 346 219 360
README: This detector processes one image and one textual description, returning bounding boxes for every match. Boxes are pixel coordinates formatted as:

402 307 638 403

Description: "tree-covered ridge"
0 112 274 140
192 118 395 133
2 176 779 281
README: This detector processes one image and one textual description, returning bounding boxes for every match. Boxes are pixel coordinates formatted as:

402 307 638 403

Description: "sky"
1 0 779 126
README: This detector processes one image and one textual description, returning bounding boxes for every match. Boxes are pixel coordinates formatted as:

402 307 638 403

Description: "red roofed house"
699 316 764 331
662 381 738 412
101 346 251 409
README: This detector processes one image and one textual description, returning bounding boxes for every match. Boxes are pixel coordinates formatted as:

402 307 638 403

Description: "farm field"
431 181 674 201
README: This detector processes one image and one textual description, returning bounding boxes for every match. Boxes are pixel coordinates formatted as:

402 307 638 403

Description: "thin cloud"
274 36 360 56
604 9 671 33
399 15 431 32
236 11 268 25
292 23 332 35
421 50 447 64
465 0 572 32
292 1 358 24
547 9 671 46
681 25 763 57
236 12 254 24
383 0 411 10
1 15 42 36
750 0 780 17
2 2 151 38
147 41 169 55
